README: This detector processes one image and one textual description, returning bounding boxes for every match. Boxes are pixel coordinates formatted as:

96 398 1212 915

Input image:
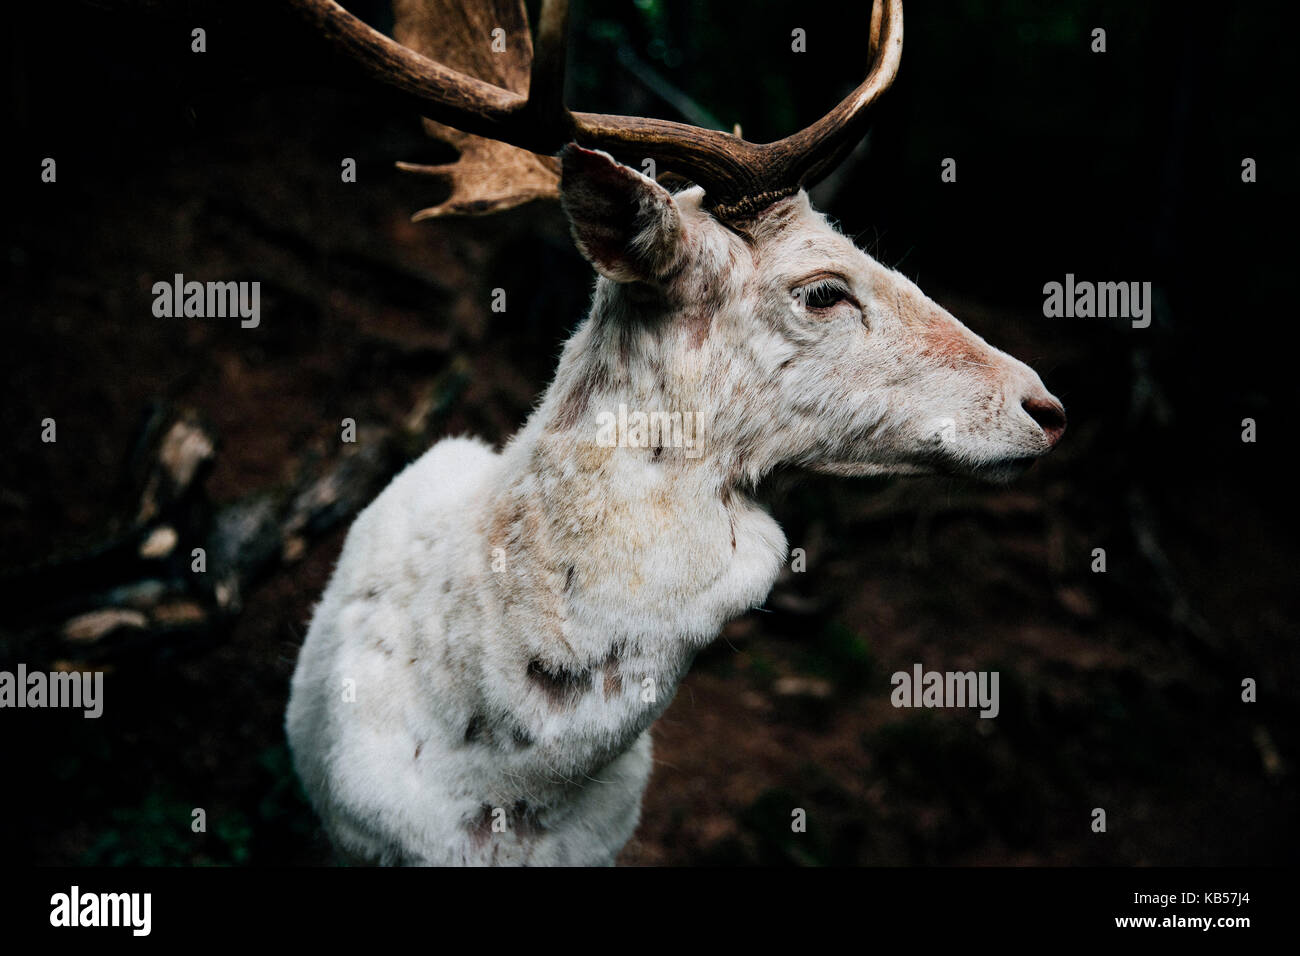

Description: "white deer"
284 0 1065 865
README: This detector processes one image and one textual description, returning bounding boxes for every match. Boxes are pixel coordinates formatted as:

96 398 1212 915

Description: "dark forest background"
1 0 1296 865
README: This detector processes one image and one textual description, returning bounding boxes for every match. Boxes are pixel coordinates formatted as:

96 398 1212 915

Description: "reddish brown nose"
1022 397 1067 447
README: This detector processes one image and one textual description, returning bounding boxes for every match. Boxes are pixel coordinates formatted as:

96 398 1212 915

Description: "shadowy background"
2 0 1296 865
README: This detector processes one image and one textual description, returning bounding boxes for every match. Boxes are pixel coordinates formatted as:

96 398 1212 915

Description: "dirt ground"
3 48 1296 866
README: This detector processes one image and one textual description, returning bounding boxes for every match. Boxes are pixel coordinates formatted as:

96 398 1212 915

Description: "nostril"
1022 397 1067 447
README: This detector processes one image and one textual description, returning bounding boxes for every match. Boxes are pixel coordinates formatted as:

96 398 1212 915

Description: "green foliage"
81 792 247 867
79 743 315 867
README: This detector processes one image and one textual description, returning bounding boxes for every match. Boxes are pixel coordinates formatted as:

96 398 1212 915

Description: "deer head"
289 0 1065 483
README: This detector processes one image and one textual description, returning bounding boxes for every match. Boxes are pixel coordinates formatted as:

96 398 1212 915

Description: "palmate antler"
390 0 562 218
288 0 903 220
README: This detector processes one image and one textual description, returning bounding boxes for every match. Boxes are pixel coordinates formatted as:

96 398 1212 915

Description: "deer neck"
484 318 787 680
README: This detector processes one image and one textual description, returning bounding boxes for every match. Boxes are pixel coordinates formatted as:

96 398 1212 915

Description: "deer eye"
793 277 852 313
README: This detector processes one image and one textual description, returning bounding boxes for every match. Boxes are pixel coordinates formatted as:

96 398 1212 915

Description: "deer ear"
560 145 684 284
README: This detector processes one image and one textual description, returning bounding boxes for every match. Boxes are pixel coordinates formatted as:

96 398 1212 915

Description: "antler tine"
868 0 885 67
777 0 903 192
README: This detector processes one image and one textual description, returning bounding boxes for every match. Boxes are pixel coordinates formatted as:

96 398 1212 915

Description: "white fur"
286 150 1063 866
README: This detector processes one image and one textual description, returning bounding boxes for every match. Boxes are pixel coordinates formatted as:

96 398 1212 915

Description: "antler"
389 0 561 218
287 0 903 219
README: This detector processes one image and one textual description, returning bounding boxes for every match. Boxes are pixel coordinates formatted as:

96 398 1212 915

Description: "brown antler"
390 0 561 218
287 0 903 218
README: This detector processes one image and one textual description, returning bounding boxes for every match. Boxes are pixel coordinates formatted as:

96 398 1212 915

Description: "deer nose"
1022 396 1067 448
